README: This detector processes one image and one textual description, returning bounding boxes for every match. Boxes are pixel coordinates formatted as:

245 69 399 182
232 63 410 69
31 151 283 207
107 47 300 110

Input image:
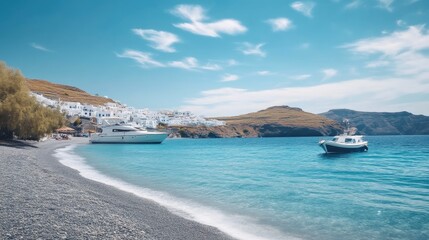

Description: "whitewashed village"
31 92 225 133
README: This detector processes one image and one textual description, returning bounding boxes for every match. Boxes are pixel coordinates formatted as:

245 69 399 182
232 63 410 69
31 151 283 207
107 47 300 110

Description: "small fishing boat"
318 120 368 153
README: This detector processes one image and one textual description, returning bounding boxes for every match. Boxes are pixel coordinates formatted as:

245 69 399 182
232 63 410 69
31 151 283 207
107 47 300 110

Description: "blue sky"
1 0 429 116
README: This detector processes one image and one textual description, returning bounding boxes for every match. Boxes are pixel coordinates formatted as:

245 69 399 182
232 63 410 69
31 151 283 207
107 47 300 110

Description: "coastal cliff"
320 109 429 135
170 106 343 138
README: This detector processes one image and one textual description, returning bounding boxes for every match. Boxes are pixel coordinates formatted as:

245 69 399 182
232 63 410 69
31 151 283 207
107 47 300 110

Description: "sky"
1 0 429 117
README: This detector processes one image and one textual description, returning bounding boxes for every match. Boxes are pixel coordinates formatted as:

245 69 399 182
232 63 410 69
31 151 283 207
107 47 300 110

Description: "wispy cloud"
322 68 338 80
345 0 362 9
221 74 239 82
117 50 164 68
132 29 180 53
366 60 390 68
117 50 225 71
343 25 429 76
257 71 274 76
291 1 315 18
238 42 266 57
180 74 429 116
171 4 247 37
227 59 239 66
266 18 293 32
30 43 52 52
342 25 429 56
290 74 312 80
396 19 406 27
168 57 221 71
377 0 394 12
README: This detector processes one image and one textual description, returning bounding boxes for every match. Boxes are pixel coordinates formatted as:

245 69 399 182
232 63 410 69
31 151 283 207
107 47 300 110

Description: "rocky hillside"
171 106 343 138
26 79 115 106
320 109 429 135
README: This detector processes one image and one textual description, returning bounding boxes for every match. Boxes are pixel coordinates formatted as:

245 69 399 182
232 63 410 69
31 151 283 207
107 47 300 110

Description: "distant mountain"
26 79 115 106
320 109 429 135
171 106 343 138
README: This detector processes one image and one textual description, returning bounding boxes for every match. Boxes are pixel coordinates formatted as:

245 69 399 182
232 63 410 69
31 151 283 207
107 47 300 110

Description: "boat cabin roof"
332 135 365 143
100 124 146 133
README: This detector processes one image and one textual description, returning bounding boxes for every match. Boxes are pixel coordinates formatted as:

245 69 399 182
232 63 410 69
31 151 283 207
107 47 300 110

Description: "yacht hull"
319 140 368 153
90 133 168 144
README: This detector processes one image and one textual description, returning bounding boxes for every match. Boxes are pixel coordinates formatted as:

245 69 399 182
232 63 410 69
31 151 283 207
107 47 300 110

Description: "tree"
0 61 65 140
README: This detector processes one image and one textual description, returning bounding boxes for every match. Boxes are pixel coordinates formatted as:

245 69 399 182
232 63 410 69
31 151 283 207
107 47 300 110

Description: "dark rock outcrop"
320 109 429 135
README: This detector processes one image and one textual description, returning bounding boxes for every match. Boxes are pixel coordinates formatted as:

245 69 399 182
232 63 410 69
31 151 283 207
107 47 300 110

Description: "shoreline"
0 138 234 239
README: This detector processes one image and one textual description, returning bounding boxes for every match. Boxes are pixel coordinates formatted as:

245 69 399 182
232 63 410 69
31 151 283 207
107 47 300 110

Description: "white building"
31 92 225 128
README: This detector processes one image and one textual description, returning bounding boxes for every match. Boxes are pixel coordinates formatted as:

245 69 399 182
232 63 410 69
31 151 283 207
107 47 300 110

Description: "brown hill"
26 79 115 106
171 106 343 138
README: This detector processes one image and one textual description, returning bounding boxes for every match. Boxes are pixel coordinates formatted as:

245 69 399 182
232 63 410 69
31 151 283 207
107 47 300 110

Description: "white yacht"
90 120 168 144
318 120 368 153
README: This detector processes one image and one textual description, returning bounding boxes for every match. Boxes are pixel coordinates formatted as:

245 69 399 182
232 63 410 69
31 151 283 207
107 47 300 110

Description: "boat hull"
319 140 368 153
90 133 168 144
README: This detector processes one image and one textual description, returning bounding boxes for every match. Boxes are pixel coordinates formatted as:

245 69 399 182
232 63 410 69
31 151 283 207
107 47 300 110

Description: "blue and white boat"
319 135 368 153
318 120 368 153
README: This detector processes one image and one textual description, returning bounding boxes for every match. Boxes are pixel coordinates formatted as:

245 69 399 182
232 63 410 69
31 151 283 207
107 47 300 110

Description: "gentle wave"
53 144 299 240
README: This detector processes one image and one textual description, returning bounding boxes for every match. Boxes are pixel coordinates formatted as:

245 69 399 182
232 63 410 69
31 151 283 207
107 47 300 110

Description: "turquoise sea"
57 136 429 240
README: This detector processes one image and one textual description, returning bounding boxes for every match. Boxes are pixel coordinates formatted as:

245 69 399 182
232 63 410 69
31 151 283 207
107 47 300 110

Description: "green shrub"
0 61 65 140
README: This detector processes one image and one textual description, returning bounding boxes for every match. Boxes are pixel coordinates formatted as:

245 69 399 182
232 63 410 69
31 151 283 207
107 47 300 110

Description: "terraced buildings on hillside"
31 93 225 128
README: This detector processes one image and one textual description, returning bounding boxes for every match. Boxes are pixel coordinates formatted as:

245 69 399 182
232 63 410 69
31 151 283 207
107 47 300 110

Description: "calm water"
63 136 429 240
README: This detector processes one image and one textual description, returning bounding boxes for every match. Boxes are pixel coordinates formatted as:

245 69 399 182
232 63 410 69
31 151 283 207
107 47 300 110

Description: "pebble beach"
0 138 233 240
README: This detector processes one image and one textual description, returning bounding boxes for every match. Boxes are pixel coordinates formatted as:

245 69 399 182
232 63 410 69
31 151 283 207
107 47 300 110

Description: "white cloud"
30 43 51 52
169 57 198 70
179 24 429 117
201 63 222 71
345 0 362 9
290 74 312 80
172 4 247 37
180 75 429 116
322 68 338 80
392 51 429 75
266 18 293 32
239 42 266 57
221 74 239 82
132 29 180 52
366 60 390 68
396 19 406 27
343 25 429 76
257 71 274 76
342 25 429 56
291 1 315 18
117 50 164 68
227 59 239 66
377 0 394 12
117 49 224 71
168 57 221 71
172 4 206 22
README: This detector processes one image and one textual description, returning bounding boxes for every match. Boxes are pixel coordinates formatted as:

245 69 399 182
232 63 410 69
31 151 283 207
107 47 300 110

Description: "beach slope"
0 139 233 240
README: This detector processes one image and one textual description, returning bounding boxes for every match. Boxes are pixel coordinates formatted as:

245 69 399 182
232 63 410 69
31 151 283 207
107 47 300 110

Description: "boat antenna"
343 119 350 135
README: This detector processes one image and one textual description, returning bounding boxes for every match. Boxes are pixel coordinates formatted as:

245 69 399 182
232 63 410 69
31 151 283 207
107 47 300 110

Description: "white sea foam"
54 145 300 240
